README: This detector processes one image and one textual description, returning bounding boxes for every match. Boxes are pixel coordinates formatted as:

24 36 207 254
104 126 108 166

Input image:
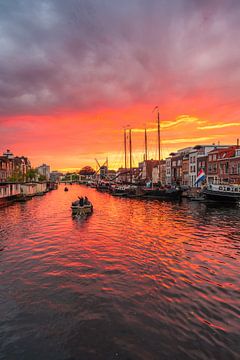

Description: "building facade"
152 160 166 185
217 146 240 184
37 164 51 180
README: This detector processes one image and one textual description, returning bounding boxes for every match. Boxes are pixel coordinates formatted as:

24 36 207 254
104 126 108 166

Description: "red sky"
0 0 240 171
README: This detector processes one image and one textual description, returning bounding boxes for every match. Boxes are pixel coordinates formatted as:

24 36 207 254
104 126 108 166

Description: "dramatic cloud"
0 0 239 169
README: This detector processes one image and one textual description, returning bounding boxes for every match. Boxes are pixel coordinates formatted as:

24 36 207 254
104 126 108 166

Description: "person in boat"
78 196 84 206
84 196 89 205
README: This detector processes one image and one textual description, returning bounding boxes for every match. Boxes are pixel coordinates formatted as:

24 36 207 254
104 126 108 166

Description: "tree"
79 166 95 176
38 175 47 181
26 168 38 181
7 170 24 182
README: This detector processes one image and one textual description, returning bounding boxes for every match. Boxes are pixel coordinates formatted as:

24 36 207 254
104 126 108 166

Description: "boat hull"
203 189 240 203
71 204 93 216
142 188 182 200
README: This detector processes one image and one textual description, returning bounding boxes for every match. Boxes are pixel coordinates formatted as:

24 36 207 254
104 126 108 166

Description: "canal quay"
0 184 239 360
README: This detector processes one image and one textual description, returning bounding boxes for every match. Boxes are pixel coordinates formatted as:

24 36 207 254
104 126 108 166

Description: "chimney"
237 138 239 148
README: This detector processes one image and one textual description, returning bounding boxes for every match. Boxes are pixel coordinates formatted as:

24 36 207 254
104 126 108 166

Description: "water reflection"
0 184 239 360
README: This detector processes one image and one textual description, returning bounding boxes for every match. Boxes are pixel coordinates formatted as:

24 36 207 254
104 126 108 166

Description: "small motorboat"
64 187 69 192
71 198 93 217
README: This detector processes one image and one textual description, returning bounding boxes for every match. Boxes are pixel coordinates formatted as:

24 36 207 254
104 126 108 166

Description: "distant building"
0 157 9 182
116 168 128 183
37 164 50 180
13 156 31 181
50 171 64 182
165 157 172 185
169 148 191 185
182 154 190 186
140 160 159 181
107 170 117 180
152 160 166 185
116 167 140 183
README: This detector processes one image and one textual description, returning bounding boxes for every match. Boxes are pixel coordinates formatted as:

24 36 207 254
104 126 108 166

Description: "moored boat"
202 184 240 203
96 181 111 192
142 186 182 200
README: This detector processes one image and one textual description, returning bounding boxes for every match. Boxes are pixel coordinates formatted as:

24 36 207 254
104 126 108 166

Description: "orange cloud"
198 123 240 130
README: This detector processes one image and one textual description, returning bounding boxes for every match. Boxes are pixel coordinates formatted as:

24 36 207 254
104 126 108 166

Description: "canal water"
0 184 239 360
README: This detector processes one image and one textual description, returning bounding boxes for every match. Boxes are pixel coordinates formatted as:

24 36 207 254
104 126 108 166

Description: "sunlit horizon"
0 1 239 170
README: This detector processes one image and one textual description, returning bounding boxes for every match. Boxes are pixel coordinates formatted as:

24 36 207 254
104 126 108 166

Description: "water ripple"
0 184 239 360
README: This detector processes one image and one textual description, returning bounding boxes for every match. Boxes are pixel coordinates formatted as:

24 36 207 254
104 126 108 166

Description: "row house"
208 145 240 184
207 146 231 183
140 160 159 182
152 160 166 185
0 150 31 182
116 167 141 183
170 153 182 185
170 147 193 185
163 144 238 187
188 145 227 187
182 154 190 186
165 157 171 185
14 156 31 180
0 157 15 181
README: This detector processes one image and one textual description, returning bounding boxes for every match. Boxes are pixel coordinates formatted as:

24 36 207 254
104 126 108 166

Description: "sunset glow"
0 0 239 170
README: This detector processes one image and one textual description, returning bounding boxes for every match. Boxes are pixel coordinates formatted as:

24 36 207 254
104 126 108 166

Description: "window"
225 162 229 174
213 154 217 161
209 155 212 161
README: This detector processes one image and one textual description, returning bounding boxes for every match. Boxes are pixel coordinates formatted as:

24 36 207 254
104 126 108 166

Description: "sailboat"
142 108 182 200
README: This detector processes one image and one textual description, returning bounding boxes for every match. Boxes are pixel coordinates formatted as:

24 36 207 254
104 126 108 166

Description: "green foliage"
7 170 24 182
26 168 38 181
38 175 47 181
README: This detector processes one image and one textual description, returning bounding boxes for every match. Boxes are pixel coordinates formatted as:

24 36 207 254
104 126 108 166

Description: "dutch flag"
195 169 206 185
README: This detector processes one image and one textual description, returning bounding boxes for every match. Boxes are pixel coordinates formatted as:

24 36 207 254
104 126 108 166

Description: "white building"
37 164 50 180
165 157 171 185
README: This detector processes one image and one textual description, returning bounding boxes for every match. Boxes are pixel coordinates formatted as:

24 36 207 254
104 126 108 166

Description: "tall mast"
129 128 132 183
124 128 127 169
124 128 127 182
144 128 148 161
157 109 161 182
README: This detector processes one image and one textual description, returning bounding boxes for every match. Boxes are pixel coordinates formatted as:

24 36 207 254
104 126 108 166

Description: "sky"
0 0 240 171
